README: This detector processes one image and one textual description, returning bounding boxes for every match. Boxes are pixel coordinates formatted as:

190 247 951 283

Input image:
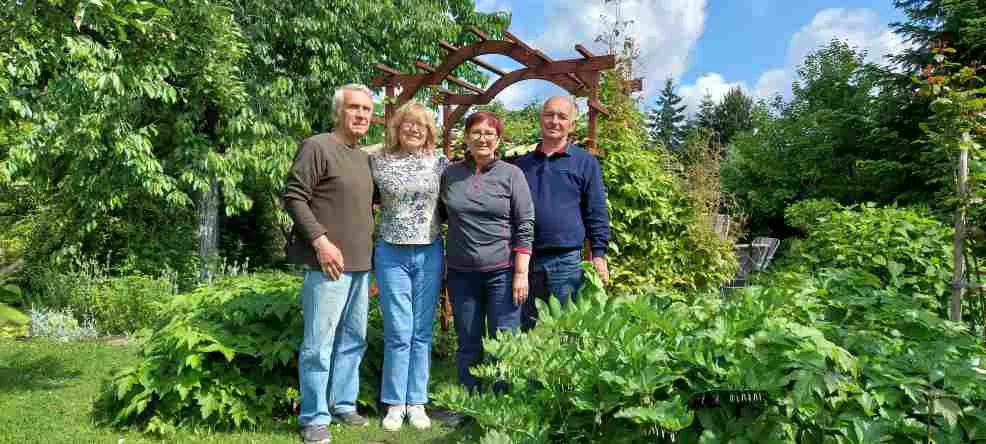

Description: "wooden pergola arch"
371 27 616 155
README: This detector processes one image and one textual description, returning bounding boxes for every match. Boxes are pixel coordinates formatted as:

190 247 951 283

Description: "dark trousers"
521 249 585 332
447 267 520 391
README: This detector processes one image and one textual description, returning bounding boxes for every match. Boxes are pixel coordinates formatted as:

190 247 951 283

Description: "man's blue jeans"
521 249 584 331
447 267 519 391
374 239 443 406
298 271 369 427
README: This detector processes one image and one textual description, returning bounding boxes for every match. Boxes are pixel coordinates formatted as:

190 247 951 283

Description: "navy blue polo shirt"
514 143 610 258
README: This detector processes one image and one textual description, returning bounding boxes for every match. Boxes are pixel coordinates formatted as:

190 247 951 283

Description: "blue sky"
472 0 908 112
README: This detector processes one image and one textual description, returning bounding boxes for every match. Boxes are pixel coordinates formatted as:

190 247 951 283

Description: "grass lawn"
0 338 480 444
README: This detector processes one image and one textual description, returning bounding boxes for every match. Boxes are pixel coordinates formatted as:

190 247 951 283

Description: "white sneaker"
406 404 431 430
382 404 406 432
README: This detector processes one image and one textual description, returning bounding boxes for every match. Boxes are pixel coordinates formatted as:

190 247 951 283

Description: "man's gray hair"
543 95 580 119
333 83 374 120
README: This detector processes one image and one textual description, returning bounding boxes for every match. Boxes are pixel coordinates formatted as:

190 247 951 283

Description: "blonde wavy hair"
386 102 439 154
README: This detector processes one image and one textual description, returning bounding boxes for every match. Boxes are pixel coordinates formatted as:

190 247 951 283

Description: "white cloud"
494 80 566 109
678 7 910 113
475 0 512 14
500 0 707 106
754 69 788 100
788 8 906 68
678 73 749 115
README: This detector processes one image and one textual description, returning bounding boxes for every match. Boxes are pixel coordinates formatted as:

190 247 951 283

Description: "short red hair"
464 111 504 136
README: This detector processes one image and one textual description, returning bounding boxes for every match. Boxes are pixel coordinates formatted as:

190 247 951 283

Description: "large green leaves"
95 272 387 433
0 0 505 268
433 265 986 443
597 72 737 294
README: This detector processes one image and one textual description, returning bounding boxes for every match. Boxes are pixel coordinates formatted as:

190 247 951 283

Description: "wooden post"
951 146 968 322
442 104 452 158
587 94 598 153
385 86 395 121
439 105 453 332
383 85 395 148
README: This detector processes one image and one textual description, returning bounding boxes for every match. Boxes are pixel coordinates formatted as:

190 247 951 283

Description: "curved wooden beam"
384 39 615 110
440 56 612 107
445 66 592 125
396 40 517 105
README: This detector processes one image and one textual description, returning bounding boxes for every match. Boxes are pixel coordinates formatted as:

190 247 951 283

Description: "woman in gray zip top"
439 111 535 392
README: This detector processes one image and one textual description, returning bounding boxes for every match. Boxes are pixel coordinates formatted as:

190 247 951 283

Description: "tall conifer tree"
646 77 687 149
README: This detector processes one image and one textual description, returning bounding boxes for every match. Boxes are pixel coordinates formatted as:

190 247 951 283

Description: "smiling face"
466 119 500 162
540 96 576 143
398 118 428 152
338 89 373 140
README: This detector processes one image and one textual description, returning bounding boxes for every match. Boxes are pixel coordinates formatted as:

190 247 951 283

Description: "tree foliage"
712 86 754 149
691 93 716 132
646 77 687 150
597 71 736 293
0 0 505 273
721 40 915 233
892 0 986 68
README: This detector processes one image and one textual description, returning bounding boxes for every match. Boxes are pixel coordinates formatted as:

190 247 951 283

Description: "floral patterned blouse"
370 150 449 245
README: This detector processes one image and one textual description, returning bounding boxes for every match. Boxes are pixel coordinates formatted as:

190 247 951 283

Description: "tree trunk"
951 147 968 322
198 178 220 282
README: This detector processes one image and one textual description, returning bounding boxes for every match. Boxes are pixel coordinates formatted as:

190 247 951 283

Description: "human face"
338 90 373 140
466 120 499 162
398 119 428 152
540 97 575 142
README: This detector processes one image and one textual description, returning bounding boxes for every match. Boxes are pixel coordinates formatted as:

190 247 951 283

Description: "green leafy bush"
433 266 986 443
96 272 384 434
0 282 22 306
0 302 30 338
598 72 737 293
28 266 176 335
782 201 953 309
782 198 841 231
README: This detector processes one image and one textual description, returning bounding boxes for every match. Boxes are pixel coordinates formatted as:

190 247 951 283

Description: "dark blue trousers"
521 249 585 331
447 267 520 391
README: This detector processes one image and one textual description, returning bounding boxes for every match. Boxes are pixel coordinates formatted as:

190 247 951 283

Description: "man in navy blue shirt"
515 96 611 331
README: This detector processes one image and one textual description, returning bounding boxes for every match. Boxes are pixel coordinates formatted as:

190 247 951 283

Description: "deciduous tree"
0 0 504 275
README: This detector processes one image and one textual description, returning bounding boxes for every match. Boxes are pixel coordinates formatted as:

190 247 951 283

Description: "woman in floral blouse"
370 102 448 431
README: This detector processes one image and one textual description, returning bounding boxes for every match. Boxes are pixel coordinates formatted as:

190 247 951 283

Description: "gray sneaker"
333 411 370 427
300 424 331 444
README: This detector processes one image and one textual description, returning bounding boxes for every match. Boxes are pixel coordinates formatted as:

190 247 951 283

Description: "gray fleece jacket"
439 158 535 271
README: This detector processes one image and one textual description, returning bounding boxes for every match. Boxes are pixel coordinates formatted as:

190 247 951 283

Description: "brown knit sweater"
283 133 374 272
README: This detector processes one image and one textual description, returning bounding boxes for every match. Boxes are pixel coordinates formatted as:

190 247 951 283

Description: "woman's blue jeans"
446 267 520 391
374 239 444 406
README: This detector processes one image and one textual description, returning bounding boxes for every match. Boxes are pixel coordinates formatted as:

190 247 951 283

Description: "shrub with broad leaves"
95 272 385 434
597 72 737 294
782 201 953 314
433 265 986 443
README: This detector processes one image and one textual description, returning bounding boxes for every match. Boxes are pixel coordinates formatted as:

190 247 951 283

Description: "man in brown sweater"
283 84 375 444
